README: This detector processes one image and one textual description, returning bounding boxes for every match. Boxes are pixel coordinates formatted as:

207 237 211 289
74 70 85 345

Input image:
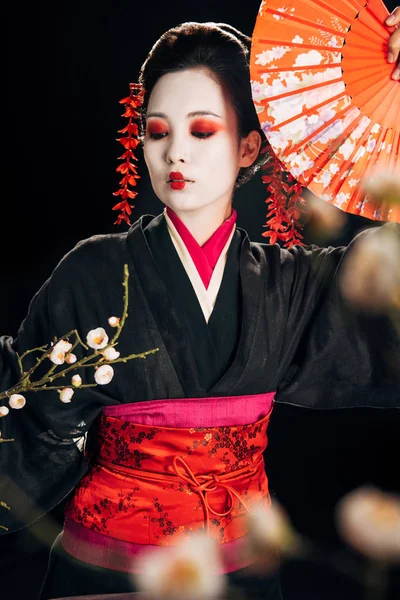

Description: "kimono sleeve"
275 224 400 410
0 258 112 533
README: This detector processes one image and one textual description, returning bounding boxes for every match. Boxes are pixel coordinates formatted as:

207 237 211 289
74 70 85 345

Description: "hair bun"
204 21 251 50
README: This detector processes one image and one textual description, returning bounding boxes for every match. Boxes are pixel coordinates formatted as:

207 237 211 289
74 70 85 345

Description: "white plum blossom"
50 340 73 365
338 225 400 313
362 168 400 206
0 406 10 417
304 191 347 238
102 347 120 361
244 502 301 573
65 353 77 364
71 375 82 388
94 365 114 385
59 388 74 403
133 532 226 600
86 327 109 350
8 394 26 409
336 486 400 562
108 316 120 328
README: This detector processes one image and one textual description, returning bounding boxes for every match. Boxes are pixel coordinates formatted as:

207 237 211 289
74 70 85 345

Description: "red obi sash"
63 393 275 573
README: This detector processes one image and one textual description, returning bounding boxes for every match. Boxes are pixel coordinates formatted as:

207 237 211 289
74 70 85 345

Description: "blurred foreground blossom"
338 225 400 313
133 532 226 600
362 168 400 207
304 191 347 241
243 501 302 573
336 486 400 562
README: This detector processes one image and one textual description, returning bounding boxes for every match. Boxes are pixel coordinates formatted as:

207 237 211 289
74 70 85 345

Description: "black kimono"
0 213 399 598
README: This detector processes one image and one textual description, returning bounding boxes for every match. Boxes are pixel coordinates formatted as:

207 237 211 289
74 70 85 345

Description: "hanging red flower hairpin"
112 83 144 226
261 145 306 247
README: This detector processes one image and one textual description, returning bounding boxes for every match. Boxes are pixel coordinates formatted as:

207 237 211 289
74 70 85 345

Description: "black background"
3 1 400 599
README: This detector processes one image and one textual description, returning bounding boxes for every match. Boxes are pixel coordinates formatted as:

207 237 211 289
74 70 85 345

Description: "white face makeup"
143 68 248 220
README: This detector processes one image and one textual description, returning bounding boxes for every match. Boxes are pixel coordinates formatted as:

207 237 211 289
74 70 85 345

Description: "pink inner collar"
166 207 237 289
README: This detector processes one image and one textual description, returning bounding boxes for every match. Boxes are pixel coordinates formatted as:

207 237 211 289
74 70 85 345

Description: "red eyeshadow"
190 118 224 132
147 119 168 134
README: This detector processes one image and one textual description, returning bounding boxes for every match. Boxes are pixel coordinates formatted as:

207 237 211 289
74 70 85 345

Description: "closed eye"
191 132 215 139
148 132 168 140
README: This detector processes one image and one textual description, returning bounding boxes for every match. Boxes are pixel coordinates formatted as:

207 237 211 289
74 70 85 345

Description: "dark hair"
138 21 269 187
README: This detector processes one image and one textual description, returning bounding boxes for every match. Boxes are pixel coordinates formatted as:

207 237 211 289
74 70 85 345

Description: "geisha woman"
1 11 400 600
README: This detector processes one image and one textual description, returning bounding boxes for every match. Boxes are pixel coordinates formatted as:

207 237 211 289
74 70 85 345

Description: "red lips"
168 171 189 190
169 172 185 181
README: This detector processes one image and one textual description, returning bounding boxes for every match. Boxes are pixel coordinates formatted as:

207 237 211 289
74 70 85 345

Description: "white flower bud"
9 394 26 409
59 388 74 403
102 346 120 361
65 353 77 364
108 316 120 327
86 327 109 349
0 406 10 417
94 364 114 385
71 375 82 388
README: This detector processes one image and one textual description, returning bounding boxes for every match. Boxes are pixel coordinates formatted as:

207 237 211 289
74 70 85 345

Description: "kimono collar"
164 206 237 289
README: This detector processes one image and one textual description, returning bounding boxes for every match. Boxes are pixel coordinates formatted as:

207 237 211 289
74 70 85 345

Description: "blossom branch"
0 264 159 422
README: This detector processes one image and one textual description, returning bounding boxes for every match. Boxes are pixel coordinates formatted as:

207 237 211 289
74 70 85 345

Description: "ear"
238 130 262 168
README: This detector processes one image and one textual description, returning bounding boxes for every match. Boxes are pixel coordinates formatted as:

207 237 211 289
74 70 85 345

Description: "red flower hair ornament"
112 83 144 226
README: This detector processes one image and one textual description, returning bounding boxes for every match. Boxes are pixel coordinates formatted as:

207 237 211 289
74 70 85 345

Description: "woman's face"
143 68 249 217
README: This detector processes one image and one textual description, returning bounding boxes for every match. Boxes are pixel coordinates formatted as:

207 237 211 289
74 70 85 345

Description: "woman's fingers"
386 6 400 80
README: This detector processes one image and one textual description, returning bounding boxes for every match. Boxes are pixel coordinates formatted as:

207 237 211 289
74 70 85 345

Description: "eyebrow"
146 111 223 119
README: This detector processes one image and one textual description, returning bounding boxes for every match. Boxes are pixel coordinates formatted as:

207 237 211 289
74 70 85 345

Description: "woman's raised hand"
386 6 400 80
